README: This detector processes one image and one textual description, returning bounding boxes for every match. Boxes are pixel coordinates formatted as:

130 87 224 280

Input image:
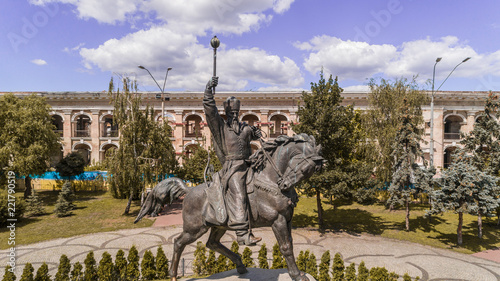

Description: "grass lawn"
0 190 153 249
292 196 500 254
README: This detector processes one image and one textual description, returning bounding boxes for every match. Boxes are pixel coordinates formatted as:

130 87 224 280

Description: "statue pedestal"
183 268 317 281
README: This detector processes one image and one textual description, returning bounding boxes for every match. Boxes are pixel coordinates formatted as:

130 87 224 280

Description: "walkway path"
1 204 499 280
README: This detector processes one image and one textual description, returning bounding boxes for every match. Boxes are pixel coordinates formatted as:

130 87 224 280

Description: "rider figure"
203 76 262 246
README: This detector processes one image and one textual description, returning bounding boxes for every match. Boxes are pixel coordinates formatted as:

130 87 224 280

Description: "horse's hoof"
236 265 248 274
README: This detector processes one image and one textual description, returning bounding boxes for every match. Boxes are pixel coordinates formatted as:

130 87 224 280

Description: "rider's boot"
237 230 262 246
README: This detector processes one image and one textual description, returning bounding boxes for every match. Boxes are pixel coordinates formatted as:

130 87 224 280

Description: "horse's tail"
134 177 188 224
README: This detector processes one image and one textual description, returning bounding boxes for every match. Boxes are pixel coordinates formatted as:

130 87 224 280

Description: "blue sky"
2 0 500 92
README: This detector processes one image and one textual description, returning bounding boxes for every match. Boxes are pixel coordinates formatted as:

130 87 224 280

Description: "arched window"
74 143 91 165
185 115 202 138
270 114 288 138
74 115 91 137
102 115 118 137
184 144 200 159
444 116 462 140
51 115 63 137
242 114 259 127
101 143 118 162
443 146 457 169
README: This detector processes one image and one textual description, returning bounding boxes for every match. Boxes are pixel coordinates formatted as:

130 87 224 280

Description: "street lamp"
138 65 173 124
429 57 470 168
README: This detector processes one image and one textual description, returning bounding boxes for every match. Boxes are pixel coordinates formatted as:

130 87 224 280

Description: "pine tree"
205 250 217 275
3 265 16 281
216 254 228 273
20 263 35 281
227 241 240 270
428 150 500 245
54 181 76 217
242 247 255 268
55 254 71 281
83 251 97 281
155 246 169 279
389 271 399 281
55 152 85 182
97 252 115 281
70 262 83 281
403 273 412 281
369 267 389 281
331 252 344 281
258 244 269 269
114 249 127 281
318 250 331 281
25 189 44 217
271 243 285 269
297 250 306 272
126 246 140 281
34 263 51 281
305 252 318 280
357 261 369 281
141 250 156 280
344 263 356 281
387 99 434 231
192 241 207 276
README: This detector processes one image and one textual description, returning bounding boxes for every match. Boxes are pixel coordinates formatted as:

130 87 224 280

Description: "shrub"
305 252 318 280
205 250 217 275
332 252 344 281
216 253 228 273
242 247 255 268
25 189 44 217
83 251 97 281
97 252 115 281
193 241 208 276
3 265 16 281
318 250 330 281
126 246 140 281
70 262 83 281
54 181 75 217
227 241 240 270
155 246 169 279
297 250 306 272
20 263 35 281
0 189 26 226
345 263 356 281
141 250 156 280
114 249 127 281
357 261 369 281
369 267 389 281
258 244 269 269
35 263 51 281
55 254 71 281
271 243 285 269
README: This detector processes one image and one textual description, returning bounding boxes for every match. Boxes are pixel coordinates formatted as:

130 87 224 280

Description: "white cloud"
63 43 85 53
31 59 47 65
343 85 370 92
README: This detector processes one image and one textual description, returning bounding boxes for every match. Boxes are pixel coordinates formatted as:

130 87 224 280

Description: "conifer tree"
258 244 269 269
97 252 114 281
305 252 318 280
205 250 217 275
20 263 35 281
54 181 76 217
55 152 85 182
126 246 140 280
369 267 389 281
55 254 71 281
35 263 51 281
25 189 44 217
155 246 168 280
344 263 356 281
227 241 240 270
70 262 83 281
387 100 434 231
192 241 207 276
403 273 412 281
318 250 331 281
242 247 254 268
271 243 285 269
2 265 16 281
114 249 127 281
331 252 344 281
357 261 369 281
428 150 499 245
141 250 156 280
296 250 306 272
389 271 399 281
216 254 228 273
83 251 97 281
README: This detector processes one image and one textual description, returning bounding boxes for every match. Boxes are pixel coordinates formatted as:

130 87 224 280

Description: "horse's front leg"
271 215 309 281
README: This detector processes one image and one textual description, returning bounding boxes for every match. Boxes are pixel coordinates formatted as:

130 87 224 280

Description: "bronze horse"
135 134 323 281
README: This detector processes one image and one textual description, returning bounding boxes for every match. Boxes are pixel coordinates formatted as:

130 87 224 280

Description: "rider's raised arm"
203 77 223 128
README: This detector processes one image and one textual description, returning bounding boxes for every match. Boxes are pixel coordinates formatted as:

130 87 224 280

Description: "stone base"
183 268 317 281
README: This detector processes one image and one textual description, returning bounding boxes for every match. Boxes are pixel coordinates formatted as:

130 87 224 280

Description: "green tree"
292 71 374 227
305 252 318 280
114 249 127 281
344 263 356 281
126 246 140 280
242 247 255 268
106 77 177 214
55 152 85 182
318 250 330 281
387 100 434 231
20 263 35 281
54 181 76 217
192 241 207 276
297 250 306 272
206 250 217 275
34 263 51 281
178 145 221 183
97 252 115 281
70 262 83 281
258 243 269 269
140 250 156 280
0 94 60 198
25 188 44 217
271 243 285 269
2 265 16 281
55 254 71 281
331 252 344 281
357 261 369 281
461 92 500 233
227 241 240 270
83 251 97 281
363 77 429 187
155 246 169 279
369 267 389 281
428 150 499 245
216 254 228 273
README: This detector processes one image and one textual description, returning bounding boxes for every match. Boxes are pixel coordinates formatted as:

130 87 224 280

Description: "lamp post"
429 57 470 168
138 65 173 124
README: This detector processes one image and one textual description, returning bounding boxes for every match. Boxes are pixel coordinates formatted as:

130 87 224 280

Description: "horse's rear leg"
272 215 309 281
170 226 209 281
206 228 247 274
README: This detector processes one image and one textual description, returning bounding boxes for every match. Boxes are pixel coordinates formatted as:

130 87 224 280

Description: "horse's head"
278 134 324 191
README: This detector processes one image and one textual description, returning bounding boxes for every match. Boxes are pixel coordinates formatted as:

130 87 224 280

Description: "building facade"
4 90 495 171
